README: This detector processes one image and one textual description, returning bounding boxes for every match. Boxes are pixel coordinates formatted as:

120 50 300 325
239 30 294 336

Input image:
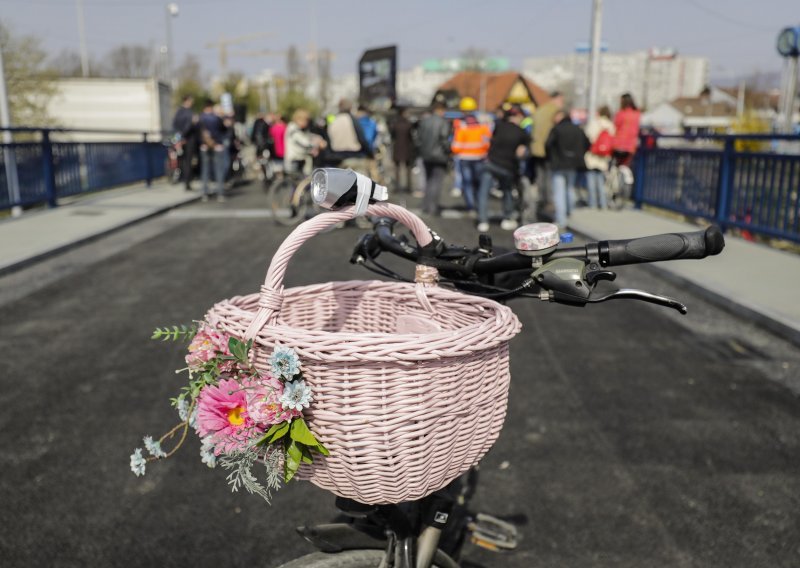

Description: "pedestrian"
171 95 198 191
251 112 271 158
611 93 641 167
531 91 565 211
451 96 491 216
356 105 378 151
584 105 615 209
416 101 451 216
476 105 530 233
389 106 415 193
327 98 372 174
198 98 228 202
546 108 590 228
269 114 288 174
285 108 328 177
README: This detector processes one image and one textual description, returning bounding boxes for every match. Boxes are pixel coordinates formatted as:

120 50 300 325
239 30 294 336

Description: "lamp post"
0 46 21 216
776 26 799 133
165 3 179 88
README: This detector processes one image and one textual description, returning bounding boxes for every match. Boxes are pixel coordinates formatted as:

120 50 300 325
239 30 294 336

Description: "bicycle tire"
273 550 449 568
605 168 625 211
269 177 308 226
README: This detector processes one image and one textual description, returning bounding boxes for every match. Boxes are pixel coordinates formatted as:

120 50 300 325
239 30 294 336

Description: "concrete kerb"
0 182 201 277
567 223 800 347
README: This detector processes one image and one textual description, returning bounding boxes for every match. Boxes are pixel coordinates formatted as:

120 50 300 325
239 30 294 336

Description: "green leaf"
299 444 314 464
256 421 290 446
313 442 330 457
228 337 250 363
284 441 302 482
289 418 319 446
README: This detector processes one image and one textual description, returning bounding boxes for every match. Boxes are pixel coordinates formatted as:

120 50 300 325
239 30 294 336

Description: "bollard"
714 137 734 231
41 129 58 208
143 132 153 187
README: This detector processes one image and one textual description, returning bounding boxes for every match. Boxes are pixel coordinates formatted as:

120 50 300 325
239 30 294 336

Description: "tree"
0 21 57 127
277 90 319 120
48 48 103 78
103 44 153 78
173 54 209 111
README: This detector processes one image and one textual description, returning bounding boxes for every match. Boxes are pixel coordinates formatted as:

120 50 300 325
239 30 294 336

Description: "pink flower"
196 378 261 454
247 375 301 426
186 327 231 369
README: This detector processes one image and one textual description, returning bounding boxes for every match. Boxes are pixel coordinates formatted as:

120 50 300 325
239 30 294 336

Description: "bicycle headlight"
310 168 388 214
311 169 329 205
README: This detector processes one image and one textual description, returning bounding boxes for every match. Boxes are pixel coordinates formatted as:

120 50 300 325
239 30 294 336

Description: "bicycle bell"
513 223 561 256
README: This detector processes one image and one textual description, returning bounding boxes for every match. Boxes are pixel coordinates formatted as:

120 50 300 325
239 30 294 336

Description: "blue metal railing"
0 127 167 210
633 134 800 243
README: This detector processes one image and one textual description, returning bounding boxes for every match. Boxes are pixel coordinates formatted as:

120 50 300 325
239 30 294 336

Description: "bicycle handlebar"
599 226 725 267
354 215 725 313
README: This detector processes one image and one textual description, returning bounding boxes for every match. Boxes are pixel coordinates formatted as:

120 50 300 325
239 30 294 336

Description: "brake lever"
586 288 688 314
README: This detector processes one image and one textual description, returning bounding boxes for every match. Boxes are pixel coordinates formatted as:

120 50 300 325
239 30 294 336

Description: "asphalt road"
1 181 799 568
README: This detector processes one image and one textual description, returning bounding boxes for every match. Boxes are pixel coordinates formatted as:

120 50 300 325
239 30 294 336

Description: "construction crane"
205 33 274 78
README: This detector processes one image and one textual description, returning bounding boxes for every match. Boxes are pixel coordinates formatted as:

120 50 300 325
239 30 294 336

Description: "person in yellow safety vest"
451 96 492 215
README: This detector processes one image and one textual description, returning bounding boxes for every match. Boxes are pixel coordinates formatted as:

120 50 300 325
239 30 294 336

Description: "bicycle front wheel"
269 177 308 226
274 550 451 568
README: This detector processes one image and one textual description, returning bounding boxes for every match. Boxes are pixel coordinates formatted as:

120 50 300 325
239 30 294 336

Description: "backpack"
590 129 612 157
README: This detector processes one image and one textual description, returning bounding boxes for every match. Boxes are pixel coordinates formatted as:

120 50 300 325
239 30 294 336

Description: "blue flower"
200 437 217 468
279 380 313 412
143 435 167 458
269 346 301 381
130 448 147 477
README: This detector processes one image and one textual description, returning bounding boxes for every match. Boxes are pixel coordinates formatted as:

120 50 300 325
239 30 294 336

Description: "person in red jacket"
611 93 641 167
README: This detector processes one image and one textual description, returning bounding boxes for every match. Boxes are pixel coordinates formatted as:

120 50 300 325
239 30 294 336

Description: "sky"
1 0 797 84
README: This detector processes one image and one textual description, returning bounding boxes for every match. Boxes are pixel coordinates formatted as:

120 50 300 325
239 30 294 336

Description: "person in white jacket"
583 106 616 209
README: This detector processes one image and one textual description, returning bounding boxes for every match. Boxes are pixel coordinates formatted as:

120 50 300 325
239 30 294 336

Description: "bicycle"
273 168 725 568
605 151 635 210
269 172 316 226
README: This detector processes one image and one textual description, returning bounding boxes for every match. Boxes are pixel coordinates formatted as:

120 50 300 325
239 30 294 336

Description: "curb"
569 225 800 347
0 194 201 277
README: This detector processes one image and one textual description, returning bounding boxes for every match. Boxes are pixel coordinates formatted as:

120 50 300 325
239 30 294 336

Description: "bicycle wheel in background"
269 176 309 226
274 550 452 568
605 167 625 211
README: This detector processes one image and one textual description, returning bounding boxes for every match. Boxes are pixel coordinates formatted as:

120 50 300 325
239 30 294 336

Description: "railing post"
41 128 58 208
143 132 152 187
633 133 649 209
715 136 734 230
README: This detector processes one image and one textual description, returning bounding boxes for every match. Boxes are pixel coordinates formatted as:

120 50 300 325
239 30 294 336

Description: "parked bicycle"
272 167 725 568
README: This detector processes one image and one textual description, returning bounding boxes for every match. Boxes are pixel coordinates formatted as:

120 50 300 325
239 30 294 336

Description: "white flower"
269 346 301 380
200 437 217 468
130 448 147 477
176 398 189 422
279 380 313 412
143 435 167 458
188 404 198 430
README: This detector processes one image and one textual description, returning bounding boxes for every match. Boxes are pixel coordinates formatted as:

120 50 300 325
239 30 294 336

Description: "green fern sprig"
151 324 198 342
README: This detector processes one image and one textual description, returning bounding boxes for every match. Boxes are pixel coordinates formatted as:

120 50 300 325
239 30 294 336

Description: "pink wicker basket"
206 203 521 504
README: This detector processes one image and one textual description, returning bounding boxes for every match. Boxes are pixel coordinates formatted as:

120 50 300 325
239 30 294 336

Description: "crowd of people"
171 91 642 231
408 91 642 231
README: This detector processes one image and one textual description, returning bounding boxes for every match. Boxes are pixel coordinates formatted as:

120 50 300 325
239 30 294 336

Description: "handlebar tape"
600 225 725 267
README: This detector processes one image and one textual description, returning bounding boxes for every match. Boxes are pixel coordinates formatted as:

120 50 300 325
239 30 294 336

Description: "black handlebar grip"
601 225 725 267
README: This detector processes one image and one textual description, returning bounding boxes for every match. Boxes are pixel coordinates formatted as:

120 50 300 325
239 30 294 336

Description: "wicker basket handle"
244 203 435 341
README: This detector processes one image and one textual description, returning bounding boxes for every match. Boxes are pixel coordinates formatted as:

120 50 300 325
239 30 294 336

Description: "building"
523 48 708 112
46 78 172 141
433 71 550 111
325 66 455 112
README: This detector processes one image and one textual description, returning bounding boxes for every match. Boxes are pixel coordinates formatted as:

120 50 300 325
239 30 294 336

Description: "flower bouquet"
130 323 328 503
